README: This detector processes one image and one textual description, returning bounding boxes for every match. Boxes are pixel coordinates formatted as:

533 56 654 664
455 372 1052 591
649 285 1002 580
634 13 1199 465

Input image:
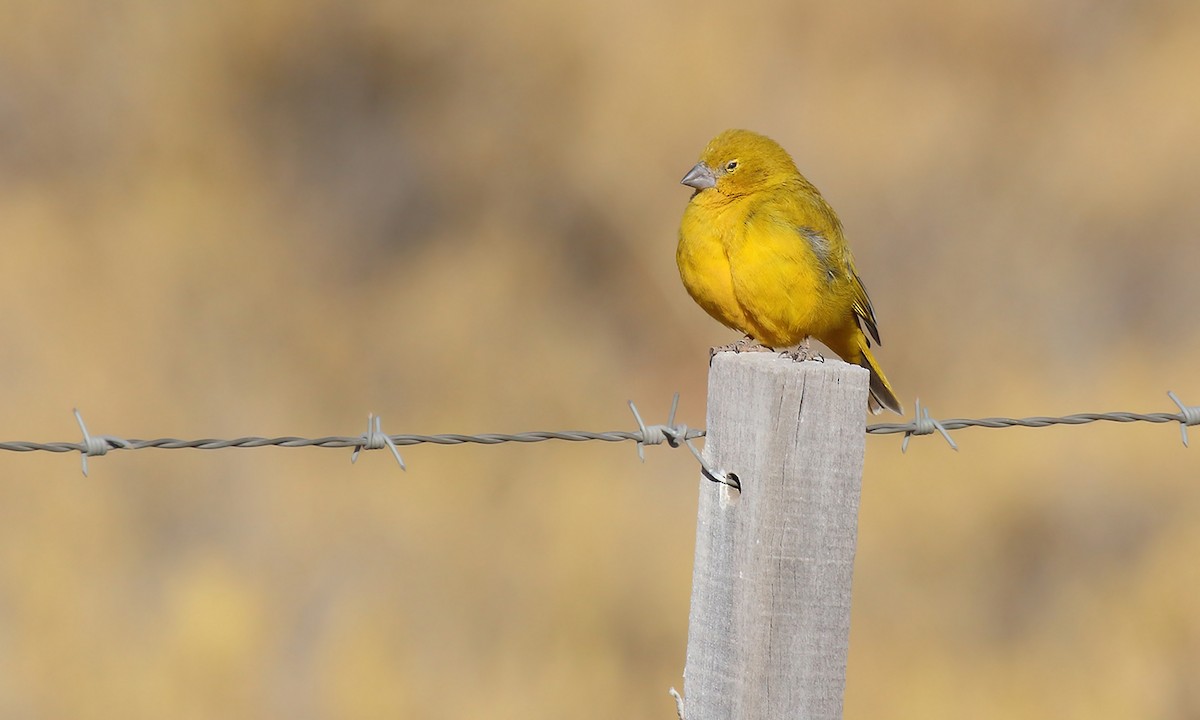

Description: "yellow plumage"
677 129 903 414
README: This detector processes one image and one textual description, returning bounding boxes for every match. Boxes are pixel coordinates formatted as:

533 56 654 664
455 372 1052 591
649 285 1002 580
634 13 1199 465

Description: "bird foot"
781 339 824 363
710 335 774 363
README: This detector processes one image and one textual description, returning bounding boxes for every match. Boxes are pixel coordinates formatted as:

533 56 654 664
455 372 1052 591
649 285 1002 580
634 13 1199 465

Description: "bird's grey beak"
681 163 717 190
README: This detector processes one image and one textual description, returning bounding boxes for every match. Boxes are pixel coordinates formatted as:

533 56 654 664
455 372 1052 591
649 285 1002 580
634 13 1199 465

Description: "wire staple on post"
901 399 958 453
668 687 685 720
350 414 406 470
1167 391 1200 448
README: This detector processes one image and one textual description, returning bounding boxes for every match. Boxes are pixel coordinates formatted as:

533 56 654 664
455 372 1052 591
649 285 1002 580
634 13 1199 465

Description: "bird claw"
710 335 774 364
780 339 823 363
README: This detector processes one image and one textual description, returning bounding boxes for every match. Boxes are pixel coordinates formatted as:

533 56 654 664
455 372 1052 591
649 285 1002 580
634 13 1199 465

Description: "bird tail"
854 341 903 415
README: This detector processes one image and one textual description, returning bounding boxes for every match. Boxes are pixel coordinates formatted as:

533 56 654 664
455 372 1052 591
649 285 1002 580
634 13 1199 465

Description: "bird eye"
725 160 739 172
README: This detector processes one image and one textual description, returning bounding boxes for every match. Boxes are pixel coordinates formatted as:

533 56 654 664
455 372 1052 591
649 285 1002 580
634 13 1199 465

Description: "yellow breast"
677 191 836 347
676 198 751 335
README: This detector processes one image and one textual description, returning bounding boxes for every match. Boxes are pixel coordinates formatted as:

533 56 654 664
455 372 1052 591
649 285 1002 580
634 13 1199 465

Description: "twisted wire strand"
866 410 1187 434
1 412 1193 453
0 429 708 454
0 392 1193 478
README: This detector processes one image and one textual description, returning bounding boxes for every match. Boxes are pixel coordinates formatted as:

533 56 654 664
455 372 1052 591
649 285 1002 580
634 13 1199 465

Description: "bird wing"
847 263 882 346
789 204 884 347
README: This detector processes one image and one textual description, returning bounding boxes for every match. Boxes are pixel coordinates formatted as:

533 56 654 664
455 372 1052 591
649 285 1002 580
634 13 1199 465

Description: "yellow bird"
677 129 903 414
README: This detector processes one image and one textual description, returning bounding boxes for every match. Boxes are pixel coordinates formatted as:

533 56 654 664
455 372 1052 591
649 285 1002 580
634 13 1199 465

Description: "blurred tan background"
2 0 1199 717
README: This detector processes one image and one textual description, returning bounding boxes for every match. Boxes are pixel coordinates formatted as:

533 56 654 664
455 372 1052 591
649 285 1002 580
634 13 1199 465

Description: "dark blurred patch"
1069 211 1200 351
0 74 33 184
987 490 1161 641
0 42 128 193
531 191 679 352
229 17 451 267
539 194 623 293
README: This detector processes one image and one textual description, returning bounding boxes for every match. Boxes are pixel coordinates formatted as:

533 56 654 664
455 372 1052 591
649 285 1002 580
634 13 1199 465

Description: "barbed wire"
866 391 1200 451
1 396 731 485
1 392 1195 482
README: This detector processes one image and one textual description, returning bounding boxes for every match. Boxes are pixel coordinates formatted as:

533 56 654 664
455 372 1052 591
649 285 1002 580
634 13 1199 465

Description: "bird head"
681 129 799 198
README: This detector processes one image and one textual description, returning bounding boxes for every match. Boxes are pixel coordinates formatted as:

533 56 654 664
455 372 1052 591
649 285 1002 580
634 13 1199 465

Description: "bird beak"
681 163 717 190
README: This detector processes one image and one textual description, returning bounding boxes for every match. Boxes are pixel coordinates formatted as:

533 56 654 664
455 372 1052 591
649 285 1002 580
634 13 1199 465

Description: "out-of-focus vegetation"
1 0 1198 717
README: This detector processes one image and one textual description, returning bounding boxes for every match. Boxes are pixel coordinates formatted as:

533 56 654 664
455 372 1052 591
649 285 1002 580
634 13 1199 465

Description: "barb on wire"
628 394 680 461
73 409 133 476
898 399 957 453
1167 391 1200 447
628 394 737 490
351 414 406 470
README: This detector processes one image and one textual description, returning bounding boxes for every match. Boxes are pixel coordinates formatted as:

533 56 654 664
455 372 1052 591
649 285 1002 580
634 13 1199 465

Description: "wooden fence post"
682 352 869 720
